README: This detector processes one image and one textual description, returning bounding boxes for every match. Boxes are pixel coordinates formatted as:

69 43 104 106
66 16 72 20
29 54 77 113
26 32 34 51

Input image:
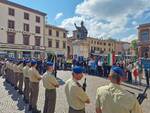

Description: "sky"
10 0 150 42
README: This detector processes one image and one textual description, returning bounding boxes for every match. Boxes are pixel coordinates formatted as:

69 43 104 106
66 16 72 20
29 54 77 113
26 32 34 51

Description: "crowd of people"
72 56 149 86
0 57 146 113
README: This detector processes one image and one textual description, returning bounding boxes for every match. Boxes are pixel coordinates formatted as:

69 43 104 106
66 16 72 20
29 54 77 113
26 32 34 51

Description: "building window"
104 43 106 45
91 40 93 44
56 31 59 37
8 8 15 16
36 16 40 23
56 40 59 48
48 39 52 47
7 32 15 44
63 33 66 38
63 41 66 49
35 26 40 34
35 36 41 46
94 41 96 44
140 30 149 42
24 12 29 20
49 29 52 36
8 20 15 29
24 23 29 32
108 43 111 46
23 34 30 45
109 48 111 51
97 42 99 45
104 48 106 51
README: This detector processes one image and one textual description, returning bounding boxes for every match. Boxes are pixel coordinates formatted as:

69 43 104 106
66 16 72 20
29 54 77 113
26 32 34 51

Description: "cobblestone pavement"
0 70 150 113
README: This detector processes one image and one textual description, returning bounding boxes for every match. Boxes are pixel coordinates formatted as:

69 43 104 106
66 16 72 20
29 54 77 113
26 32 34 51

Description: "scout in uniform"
13 59 20 90
23 60 31 104
42 61 59 113
9 59 14 86
17 60 24 94
95 66 143 113
65 66 90 113
28 60 42 113
5 59 9 83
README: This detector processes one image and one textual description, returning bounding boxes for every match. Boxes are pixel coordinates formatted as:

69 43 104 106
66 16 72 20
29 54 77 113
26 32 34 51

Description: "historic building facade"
45 24 68 58
0 0 46 58
138 23 150 58
87 37 116 55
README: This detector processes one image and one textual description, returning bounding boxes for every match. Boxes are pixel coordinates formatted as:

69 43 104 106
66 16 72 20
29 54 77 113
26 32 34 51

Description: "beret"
47 61 53 67
19 60 23 63
72 66 84 74
25 60 30 64
31 60 37 65
110 66 124 77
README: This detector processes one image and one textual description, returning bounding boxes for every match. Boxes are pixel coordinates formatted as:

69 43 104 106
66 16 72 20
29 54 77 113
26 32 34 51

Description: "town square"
0 0 150 113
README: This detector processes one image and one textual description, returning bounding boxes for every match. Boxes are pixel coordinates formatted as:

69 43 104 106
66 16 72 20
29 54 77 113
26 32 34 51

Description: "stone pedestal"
72 39 89 58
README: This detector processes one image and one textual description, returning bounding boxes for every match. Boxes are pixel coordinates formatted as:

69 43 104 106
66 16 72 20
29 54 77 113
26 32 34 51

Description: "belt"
25 77 29 79
69 107 85 112
46 89 56 91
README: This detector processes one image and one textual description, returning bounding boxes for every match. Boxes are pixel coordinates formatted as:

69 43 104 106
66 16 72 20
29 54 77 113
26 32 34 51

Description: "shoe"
28 105 32 111
25 100 29 104
15 87 18 90
18 90 24 95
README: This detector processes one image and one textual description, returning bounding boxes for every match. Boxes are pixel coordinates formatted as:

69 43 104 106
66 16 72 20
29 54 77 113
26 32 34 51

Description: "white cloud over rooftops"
60 0 150 41
55 12 63 20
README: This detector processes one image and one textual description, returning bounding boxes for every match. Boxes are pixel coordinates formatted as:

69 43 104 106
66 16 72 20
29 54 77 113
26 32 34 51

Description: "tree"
131 39 138 56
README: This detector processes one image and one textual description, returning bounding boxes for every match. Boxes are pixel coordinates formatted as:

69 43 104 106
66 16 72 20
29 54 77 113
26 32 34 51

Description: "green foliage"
131 39 138 55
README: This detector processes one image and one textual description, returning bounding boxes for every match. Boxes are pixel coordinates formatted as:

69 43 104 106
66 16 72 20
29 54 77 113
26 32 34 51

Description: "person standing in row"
13 59 19 90
9 59 13 85
28 60 42 113
17 60 24 94
42 61 59 113
23 60 31 104
65 66 90 113
95 66 143 113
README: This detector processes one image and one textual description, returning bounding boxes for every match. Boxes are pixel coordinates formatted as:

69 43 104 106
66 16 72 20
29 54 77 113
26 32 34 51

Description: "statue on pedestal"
74 21 88 40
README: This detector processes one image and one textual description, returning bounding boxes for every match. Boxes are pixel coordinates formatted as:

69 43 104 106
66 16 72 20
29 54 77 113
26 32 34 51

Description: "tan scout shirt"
42 71 59 89
96 83 143 113
23 65 30 78
6 61 9 69
28 67 41 83
65 78 89 110
9 63 13 70
17 64 23 73
13 64 19 73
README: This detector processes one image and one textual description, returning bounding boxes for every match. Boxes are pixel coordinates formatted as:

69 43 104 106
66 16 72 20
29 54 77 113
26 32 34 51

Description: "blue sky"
10 0 150 42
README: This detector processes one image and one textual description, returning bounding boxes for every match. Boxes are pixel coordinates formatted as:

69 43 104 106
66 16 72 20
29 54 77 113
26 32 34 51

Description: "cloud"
121 34 137 42
60 0 150 40
76 0 149 19
55 12 63 20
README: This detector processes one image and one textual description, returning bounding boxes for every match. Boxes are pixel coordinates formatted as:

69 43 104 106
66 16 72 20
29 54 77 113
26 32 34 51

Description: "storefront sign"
32 46 45 50
0 44 32 50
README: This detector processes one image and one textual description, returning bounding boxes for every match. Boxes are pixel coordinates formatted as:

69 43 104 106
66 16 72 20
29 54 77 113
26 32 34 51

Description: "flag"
107 53 115 65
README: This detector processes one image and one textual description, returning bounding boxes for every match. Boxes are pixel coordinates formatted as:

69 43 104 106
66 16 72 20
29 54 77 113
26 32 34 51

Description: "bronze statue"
74 21 88 39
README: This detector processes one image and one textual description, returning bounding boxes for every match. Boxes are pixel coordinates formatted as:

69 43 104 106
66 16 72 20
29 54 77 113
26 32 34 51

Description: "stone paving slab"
0 71 149 113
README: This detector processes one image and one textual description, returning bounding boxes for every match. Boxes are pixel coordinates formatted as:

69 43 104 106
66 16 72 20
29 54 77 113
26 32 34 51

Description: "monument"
74 21 88 40
72 21 89 59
